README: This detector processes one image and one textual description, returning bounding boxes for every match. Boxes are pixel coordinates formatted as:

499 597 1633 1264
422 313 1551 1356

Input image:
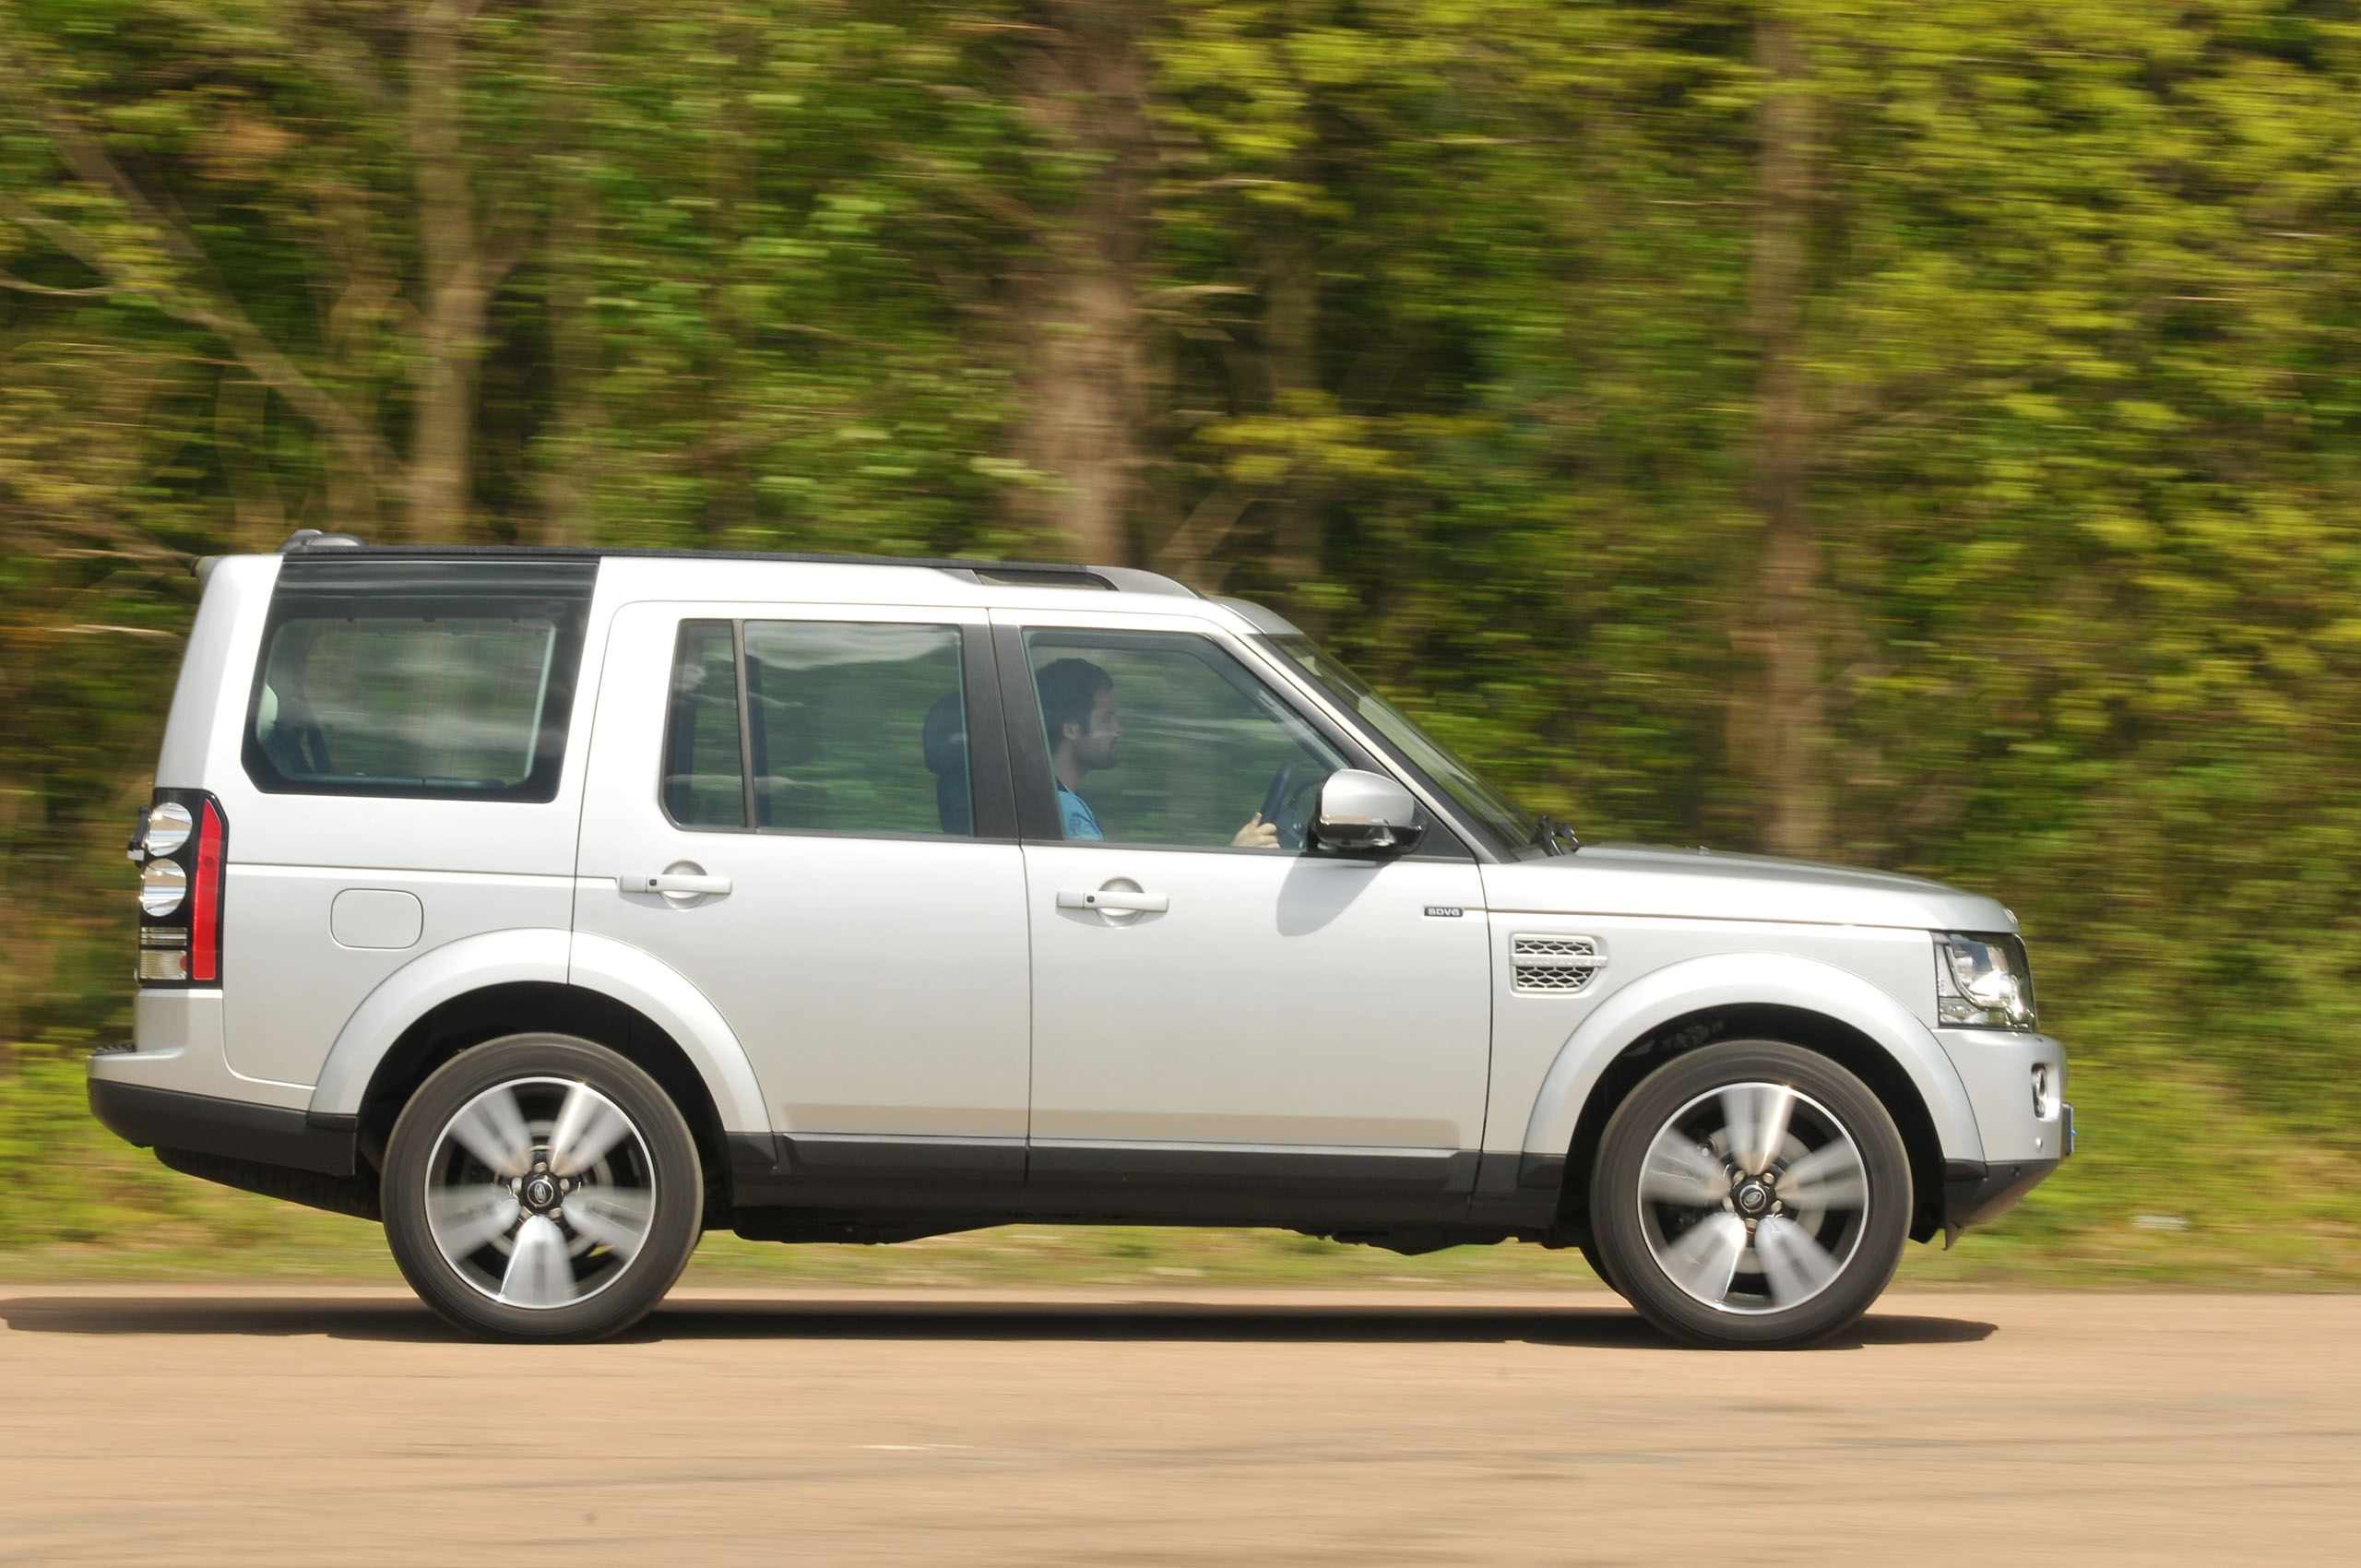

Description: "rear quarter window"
243 558 596 801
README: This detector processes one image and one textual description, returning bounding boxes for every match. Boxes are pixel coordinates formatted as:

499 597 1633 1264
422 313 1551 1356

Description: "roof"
268 530 1199 599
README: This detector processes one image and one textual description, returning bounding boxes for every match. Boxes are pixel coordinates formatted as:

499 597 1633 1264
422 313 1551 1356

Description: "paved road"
0 1285 2354 1565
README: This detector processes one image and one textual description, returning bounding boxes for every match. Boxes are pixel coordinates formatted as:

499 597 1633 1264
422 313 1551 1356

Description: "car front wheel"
1590 1040 1910 1348
382 1033 703 1341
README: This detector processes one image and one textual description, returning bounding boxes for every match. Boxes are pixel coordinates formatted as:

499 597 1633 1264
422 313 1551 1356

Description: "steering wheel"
1256 760 1317 851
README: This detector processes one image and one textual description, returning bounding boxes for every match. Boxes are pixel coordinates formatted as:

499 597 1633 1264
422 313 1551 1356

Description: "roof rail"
270 532 1199 596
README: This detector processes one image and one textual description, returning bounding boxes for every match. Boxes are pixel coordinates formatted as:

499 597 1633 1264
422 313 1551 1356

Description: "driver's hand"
1232 813 1280 849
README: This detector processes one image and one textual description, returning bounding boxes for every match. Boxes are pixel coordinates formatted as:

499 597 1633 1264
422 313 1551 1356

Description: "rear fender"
307 928 768 1133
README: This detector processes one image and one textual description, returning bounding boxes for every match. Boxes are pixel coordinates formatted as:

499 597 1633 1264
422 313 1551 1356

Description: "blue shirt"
1057 782 1104 841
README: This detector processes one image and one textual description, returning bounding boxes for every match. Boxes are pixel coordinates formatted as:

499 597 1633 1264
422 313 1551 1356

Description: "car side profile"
91 534 2069 1347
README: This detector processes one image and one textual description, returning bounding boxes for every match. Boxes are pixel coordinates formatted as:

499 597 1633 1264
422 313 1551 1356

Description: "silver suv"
92 536 2068 1347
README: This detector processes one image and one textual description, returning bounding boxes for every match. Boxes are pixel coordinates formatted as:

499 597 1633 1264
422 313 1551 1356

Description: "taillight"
189 799 223 981
132 789 227 988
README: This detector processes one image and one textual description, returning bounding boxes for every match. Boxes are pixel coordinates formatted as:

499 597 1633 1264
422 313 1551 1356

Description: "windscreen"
1267 634 1540 850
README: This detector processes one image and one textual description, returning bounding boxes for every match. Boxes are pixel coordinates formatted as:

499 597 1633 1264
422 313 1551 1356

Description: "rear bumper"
88 1076 357 1178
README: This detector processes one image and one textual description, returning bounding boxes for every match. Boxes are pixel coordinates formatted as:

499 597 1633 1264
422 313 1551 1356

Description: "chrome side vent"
1512 934 1606 994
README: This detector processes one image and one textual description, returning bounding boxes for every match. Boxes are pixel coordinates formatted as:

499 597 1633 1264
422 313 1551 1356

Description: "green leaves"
5 0 2361 1253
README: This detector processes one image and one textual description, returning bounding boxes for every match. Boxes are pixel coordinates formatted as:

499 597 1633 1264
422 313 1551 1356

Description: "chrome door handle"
1057 888 1169 913
625 872 732 897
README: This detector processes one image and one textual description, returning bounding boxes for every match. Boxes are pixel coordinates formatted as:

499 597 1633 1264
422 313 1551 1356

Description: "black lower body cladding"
1941 1158 2059 1237
89 1078 358 1176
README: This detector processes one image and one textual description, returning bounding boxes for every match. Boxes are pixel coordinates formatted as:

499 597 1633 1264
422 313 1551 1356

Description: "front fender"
306 928 770 1134
1518 951 1984 1165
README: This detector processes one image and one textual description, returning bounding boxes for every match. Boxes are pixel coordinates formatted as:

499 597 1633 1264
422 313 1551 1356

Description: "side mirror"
1311 768 1426 855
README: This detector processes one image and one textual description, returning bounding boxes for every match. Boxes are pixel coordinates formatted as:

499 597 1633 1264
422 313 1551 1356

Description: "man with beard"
1035 657 1280 848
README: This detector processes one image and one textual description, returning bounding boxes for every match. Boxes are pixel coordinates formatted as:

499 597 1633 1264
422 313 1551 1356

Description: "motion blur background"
3 0 2357 1284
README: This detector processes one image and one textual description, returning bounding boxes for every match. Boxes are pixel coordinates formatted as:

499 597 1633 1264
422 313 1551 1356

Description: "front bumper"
1937 1089 2071 1241
1935 1027 2070 1164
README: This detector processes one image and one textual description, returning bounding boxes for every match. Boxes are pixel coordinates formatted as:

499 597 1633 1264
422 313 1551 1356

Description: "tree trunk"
537 3 600 546
1005 0 1152 567
406 0 488 541
699 33 759 543
1744 9 1827 860
1261 213 1324 630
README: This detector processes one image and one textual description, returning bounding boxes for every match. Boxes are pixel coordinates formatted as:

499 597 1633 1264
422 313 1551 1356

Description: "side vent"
1511 934 1606 994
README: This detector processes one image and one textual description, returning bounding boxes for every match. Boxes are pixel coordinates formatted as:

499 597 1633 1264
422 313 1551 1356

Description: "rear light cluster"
127 790 226 986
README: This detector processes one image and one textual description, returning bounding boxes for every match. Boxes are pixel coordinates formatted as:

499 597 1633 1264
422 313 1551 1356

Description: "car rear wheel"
383 1033 703 1341
1590 1040 1910 1348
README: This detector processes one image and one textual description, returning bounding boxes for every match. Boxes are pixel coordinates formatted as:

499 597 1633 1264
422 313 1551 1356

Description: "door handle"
1058 888 1169 913
624 871 732 897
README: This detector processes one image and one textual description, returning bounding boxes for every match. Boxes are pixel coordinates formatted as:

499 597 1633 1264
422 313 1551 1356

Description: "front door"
574 600 1030 1187
1000 616 1492 1205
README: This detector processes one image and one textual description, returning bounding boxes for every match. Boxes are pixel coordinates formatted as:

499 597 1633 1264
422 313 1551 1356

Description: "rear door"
572 600 1030 1185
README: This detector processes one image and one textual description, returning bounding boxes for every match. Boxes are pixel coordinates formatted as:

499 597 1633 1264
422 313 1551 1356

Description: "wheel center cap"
1735 1180 1771 1215
524 1175 558 1209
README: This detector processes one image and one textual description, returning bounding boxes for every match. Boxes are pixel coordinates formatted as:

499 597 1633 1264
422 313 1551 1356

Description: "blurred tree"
6 0 2361 1204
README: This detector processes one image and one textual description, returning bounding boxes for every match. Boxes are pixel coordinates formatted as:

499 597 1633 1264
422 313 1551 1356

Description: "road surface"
1 1285 2354 1564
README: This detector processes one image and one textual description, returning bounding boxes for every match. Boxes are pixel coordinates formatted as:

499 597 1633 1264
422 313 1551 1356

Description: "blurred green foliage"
6 0 2361 1278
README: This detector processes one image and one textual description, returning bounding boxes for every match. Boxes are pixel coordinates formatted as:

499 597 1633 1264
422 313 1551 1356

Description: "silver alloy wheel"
1635 1081 1869 1314
422 1075 658 1310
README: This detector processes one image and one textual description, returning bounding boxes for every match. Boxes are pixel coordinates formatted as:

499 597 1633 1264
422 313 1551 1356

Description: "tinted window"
742 621 971 837
1022 630 1350 849
663 621 746 828
244 559 594 801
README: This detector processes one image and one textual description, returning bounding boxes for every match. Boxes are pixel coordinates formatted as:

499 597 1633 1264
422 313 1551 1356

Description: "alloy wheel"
422 1075 658 1310
1634 1080 1869 1315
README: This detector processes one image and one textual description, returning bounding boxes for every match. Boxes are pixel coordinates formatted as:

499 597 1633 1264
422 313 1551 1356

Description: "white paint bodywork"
1023 842 1489 1151
100 549 2063 1197
1481 853 2017 1164
301 926 772 1134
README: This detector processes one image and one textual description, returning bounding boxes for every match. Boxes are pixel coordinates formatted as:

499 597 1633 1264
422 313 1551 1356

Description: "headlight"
1935 931 2036 1029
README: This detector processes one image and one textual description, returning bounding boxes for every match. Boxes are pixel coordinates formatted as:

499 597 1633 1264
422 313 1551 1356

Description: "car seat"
922 691 971 835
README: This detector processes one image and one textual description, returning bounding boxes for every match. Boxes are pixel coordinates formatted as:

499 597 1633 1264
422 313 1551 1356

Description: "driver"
1036 658 1280 848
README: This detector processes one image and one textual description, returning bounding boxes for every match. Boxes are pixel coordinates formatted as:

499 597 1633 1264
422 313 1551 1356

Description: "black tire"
383 1033 703 1341
1576 1239 1624 1298
1590 1040 1910 1349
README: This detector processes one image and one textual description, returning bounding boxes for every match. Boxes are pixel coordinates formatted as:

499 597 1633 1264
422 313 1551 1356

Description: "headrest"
922 692 967 776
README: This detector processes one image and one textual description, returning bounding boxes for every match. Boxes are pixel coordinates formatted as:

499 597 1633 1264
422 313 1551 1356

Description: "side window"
659 618 973 838
1021 629 1351 849
663 621 746 828
244 559 595 802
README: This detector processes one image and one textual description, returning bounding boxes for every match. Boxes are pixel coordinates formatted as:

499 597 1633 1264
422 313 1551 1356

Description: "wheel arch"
350 980 734 1194
1519 953 1982 1246
308 930 770 1195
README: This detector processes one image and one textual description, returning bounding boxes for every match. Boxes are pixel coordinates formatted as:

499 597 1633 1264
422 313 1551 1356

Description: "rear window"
243 558 596 801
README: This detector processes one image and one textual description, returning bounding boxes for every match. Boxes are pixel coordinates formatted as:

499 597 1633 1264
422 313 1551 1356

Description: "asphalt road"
0 1285 2354 1565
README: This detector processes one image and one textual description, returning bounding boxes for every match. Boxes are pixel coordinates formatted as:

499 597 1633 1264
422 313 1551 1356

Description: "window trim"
991 618 1469 860
655 612 1016 843
656 618 748 832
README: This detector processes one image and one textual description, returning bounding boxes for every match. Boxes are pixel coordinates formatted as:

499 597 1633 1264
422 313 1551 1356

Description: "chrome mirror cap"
1311 768 1426 854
